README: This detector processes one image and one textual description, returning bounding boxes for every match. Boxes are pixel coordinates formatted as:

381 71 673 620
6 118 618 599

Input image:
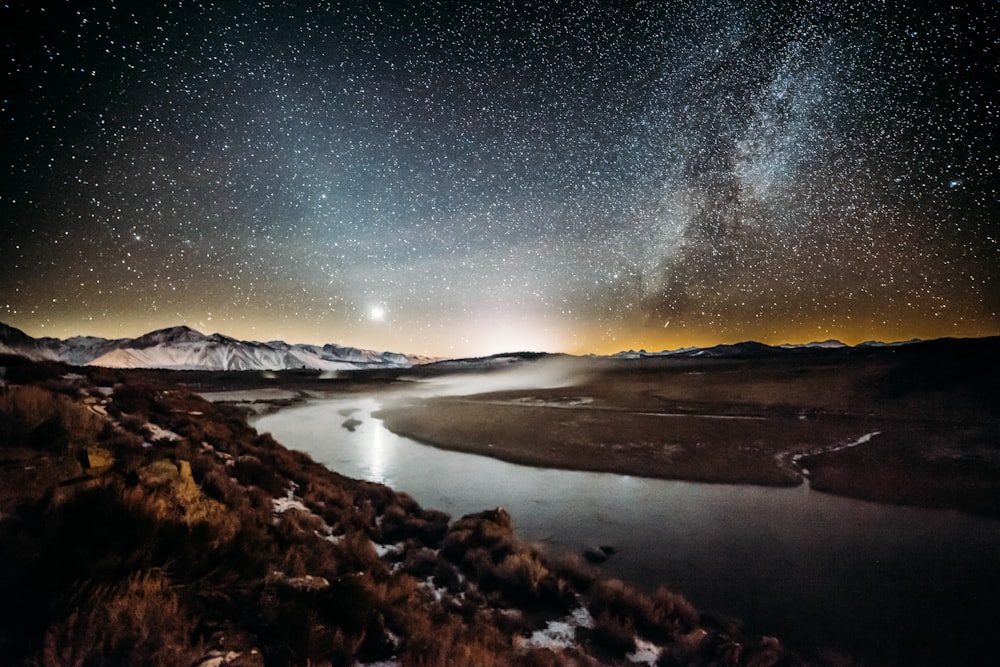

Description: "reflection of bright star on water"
369 306 386 321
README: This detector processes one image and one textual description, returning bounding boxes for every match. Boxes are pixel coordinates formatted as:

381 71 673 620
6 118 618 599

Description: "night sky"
2 1 998 357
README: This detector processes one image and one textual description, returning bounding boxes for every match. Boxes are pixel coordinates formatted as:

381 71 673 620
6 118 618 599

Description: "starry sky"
2 0 998 357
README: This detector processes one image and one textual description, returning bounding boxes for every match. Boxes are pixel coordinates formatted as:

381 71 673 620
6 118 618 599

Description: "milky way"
2 1 998 356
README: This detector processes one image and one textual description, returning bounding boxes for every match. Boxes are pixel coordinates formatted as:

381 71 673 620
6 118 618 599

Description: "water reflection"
368 415 387 485
252 395 1000 666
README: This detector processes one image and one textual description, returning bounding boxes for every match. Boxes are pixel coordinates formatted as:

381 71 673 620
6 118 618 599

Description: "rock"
584 547 609 564
266 571 330 592
193 651 242 667
341 417 362 431
77 446 113 475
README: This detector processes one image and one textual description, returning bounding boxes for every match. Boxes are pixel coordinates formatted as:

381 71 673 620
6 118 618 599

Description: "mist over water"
252 393 1000 666
395 357 593 399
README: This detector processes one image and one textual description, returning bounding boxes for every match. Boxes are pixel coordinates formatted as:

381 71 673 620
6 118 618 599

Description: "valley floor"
372 350 1000 516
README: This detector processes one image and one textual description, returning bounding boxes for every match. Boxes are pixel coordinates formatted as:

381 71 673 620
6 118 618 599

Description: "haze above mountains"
0 321 955 372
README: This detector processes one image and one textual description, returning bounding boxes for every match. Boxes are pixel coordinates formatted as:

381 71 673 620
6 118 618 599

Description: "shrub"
585 578 700 646
401 547 440 580
417 509 451 547
233 454 287 496
39 570 202 667
331 531 385 577
378 502 410 543
549 553 597 592
495 551 549 602
442 508 516 564
0 385 104 451
581 610 637 660
0 355 67 384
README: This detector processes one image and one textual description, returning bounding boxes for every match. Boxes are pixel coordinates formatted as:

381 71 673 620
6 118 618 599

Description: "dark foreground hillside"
0 356 804 666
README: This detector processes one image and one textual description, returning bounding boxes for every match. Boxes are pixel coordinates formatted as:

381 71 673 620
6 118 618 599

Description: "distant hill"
0 322 434 371
613 338 930 360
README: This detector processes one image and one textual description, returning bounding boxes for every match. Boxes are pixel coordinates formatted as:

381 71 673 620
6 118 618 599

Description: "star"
0 0 995 355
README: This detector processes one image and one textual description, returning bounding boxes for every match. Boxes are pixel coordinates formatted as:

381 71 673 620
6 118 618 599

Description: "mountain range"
0 322 435 371
3 320 992 372
609 338 912 360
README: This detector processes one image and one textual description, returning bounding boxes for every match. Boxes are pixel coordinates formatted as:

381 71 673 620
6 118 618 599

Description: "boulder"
77 446 113 475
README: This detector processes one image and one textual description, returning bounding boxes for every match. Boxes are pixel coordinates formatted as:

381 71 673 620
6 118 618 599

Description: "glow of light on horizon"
1 1 997 356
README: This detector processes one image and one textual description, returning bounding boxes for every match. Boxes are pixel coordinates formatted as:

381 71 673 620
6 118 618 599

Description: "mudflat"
375 341 1000 515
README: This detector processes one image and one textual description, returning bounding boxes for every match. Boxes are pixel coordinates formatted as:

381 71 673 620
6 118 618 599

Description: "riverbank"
373 349 1000 515
374 395 858 487
255 387 1000 667
0 355 804 666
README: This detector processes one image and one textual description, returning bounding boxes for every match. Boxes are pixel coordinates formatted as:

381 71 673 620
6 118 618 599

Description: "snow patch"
627 637 662 665
791 431 882 468
272 496 310 514
193 651 243 667
416 576 449 603
273 487 309 515
523 607 594 651
526 620 576 650
374 542 402 558
144 423 181 442
571 606 594 629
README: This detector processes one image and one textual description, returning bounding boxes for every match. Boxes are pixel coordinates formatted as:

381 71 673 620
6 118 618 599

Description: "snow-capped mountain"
0 322 433 371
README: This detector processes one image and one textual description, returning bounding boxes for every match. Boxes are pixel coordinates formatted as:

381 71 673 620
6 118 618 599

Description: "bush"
495 551 549 601
233 454 287 496
584 610 637 659
586 578 700 646
442 508 516 564
40 570 202 667
0 385 104 451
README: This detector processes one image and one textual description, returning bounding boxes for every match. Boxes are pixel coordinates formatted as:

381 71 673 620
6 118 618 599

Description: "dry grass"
40 570 202 667
0 384 105 451
0 359 803 666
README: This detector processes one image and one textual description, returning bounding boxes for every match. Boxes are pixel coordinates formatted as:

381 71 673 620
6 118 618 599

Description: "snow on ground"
570 605 594 629
526 620 576 650
837 431 881 450
791 431 883 469
374 542 402 558
272 487 311 515
144 423 181 442
198 388 305 403
193 650 244 667
627 638 663 665
509 396 595 408
523 605 665 663
522 606 594 651
418 576 448 603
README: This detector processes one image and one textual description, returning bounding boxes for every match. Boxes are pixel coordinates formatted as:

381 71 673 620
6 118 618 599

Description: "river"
251 394 1000 665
